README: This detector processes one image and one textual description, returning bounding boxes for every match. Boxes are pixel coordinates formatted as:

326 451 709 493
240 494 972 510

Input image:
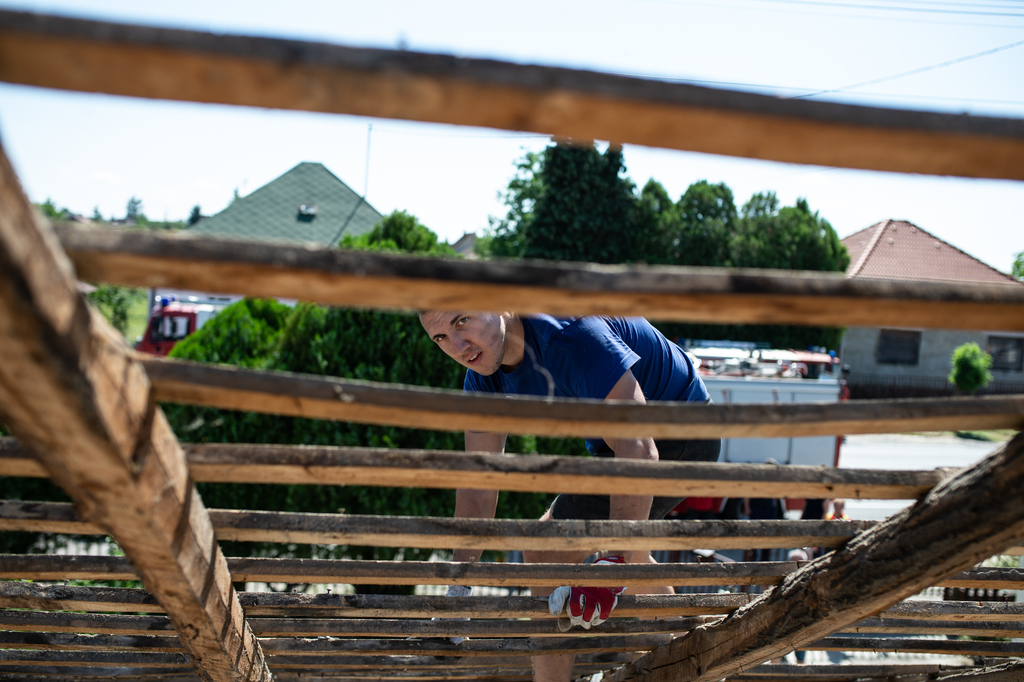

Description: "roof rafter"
0 143 269 682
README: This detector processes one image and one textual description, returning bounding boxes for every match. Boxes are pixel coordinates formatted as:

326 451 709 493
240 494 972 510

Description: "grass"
125 292 151 346
954 430 1019 442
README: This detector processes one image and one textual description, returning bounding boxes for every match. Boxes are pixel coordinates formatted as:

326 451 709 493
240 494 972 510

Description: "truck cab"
135 297 228 356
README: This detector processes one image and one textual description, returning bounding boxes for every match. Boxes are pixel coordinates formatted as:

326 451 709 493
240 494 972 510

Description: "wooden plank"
881 600 1024 622
261 635 672 657
0 610 176 636
6 551 1022 589
2 12 1024 180
0 143 269 681
0 667 196 679
6 609 1020 640
0 582 748 618
0 610 712 638
0 650 188 667
0 502 881 552
802 637 1024 658
935 661 1024 682
0 631 670 658
60 225 1024 333
849 618 1024 639
605 432 1024 682
0 630 181 652
730 663 961 679
0 437 955 500
144 358 1024 440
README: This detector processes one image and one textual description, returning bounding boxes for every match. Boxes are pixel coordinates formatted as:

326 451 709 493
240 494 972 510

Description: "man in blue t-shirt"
420 310 719 682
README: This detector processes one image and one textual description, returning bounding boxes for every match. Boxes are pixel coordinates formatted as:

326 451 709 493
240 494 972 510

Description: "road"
837 433 1003 521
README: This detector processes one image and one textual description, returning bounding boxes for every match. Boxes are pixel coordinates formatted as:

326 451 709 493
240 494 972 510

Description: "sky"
0 0 1022 273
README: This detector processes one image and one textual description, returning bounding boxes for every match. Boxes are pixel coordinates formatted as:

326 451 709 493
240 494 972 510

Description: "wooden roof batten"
0 10 1023 181
0 145 269 681
0 9 1023 682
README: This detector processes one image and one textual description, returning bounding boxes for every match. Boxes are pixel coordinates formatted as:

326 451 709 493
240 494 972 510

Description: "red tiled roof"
842 220 1021 286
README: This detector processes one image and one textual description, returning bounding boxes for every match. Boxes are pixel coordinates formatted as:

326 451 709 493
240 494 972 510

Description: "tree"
634 179 736 267
949 342 993 394
188 205 203 226
125 196 143 223
91 206 104 222
85 285 146 337
477 151 543 259
340 210 455 256
1013 250 1023 280
731 194 849 272
523 142 637 264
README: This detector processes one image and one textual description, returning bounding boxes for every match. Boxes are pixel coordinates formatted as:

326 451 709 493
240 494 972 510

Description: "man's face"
420 311 509 375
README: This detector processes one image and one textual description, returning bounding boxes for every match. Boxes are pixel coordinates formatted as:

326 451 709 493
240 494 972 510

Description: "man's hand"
547 556 626 631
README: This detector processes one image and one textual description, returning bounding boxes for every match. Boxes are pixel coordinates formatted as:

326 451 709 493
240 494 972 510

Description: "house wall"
843 326 1024 393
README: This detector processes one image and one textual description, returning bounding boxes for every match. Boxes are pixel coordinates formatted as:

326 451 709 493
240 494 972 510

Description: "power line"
794 37 1024 99
742 0 1024 18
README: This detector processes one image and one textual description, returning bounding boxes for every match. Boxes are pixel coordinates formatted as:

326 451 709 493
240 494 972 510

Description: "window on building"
876 329 921 365
988 336 1023 372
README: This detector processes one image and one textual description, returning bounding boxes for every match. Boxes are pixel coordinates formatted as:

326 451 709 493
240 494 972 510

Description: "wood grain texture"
0 501 880 552
59 225 1024 332
605 432 1024 682
0 437 954 500
801 637 1024 658
1 11 1023 179
0 144 268 682
142 357 1024 440
5 550 1021 588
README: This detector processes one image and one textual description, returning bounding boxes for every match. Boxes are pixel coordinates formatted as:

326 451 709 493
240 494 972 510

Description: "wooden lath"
3 501 1024 559
0 8 1023 682
145 358 1024 439
0 10 1022 180
57 224 1024 332
0 146 269 680
0 437 955 498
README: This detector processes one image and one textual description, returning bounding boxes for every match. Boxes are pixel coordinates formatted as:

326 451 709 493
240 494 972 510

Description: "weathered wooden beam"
2 11 1024 179
802 637 1024 658
729 663 963 679
0 502 880 552
6 609 1020 640
0 437 955 500
0 144 268 681
881 599 1024 622
0 610 711 638
59 225 1024 332
605 432 1024 682
6 551 1021 589
143 358 1024 440
0 631 670 658
934 661 1024 682
0 666 196 679
849 618 1024 639
0 650 188 667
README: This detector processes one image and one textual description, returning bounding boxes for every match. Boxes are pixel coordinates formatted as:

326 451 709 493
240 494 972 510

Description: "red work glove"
547 555 626 631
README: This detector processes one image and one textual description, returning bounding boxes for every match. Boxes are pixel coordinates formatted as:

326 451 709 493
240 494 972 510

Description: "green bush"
162 299 569 591
949 342 993 394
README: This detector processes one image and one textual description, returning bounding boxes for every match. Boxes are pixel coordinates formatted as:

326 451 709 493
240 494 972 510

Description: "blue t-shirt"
463 315 708 453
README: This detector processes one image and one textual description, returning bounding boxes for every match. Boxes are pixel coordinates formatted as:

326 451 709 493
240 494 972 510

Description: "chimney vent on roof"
298 204 318 222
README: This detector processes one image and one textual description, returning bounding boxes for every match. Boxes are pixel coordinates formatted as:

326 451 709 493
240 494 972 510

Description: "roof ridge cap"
847 220 889 278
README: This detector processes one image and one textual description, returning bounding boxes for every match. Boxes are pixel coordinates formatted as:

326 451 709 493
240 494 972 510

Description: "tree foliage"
341 210 456 256
163 299 565 591
1013 250 1024 280
482 141 850 350
188 205 203 226
85 285 146 336
949 342 993 394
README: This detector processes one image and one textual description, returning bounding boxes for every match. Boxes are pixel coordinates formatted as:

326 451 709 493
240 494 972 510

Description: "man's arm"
601 370 658 563
452 430 507 563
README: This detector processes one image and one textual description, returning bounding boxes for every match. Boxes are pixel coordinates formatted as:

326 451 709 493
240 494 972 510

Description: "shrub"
949 342 993 394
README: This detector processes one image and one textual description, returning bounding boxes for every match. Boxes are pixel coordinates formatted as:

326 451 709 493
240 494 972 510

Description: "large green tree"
522 142 637 264
341 210 455 256
483 143 849 350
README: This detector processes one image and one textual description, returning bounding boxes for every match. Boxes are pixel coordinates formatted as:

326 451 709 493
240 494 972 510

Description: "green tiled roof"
188 162 383 246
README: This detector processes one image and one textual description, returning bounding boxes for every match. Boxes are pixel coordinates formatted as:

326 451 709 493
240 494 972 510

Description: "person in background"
826 499 850 520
